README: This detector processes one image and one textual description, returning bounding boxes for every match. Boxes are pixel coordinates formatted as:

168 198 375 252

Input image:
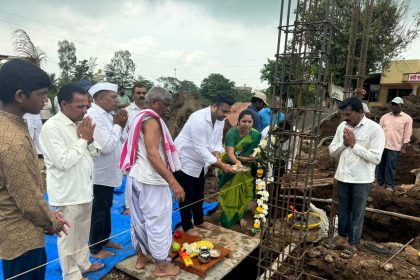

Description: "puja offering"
198 246 211 263
210 249 221 258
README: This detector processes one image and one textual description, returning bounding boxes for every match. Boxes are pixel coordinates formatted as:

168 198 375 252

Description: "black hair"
57 84 87 109
212 91 235 106
238 109 254 121
0 59 51 104
132 83 147 95
339 96 363 113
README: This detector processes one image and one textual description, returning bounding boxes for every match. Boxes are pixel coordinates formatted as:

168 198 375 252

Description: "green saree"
218 127 261 228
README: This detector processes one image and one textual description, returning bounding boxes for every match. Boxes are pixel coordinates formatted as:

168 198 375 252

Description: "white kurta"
23 113 43 154
87 103 123 187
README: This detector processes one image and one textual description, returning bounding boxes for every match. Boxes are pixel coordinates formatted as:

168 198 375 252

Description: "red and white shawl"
120 109 182 172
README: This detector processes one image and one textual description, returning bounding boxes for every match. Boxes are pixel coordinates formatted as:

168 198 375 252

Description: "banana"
196 240 214 249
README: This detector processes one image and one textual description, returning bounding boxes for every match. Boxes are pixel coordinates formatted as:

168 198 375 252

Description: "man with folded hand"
40 84 104 279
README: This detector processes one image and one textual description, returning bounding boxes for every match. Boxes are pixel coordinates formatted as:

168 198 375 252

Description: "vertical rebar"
257 0 335 279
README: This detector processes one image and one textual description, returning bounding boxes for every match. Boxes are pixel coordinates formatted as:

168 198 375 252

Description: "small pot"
198 247 211 263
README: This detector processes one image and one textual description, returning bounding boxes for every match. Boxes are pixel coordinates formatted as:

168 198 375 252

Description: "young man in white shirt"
122 84 148 215
87 82 128 258
40 84 104 279
328 97 385 259
174 92 235 236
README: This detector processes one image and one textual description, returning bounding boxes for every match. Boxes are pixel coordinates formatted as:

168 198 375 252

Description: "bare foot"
154 262 180 277
240 219 247 227
105 241 122 249
186 228 201 237
196 222 215 230
135 251 150 270
123 208 130 215
91 250 115 259
85 262 104 273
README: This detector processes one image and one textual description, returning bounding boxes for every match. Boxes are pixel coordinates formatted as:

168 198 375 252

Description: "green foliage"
57 40 77 84
179 80 199 94
47 73 59 101
157 76 199 94
72 59 94 81
134 75 154 90
200 73 235 101
104 50 136 86
303 0 419 84
157 76 180 93
259 0 420 105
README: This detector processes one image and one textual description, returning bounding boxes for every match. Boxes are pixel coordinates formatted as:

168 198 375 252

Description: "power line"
0 9 266 62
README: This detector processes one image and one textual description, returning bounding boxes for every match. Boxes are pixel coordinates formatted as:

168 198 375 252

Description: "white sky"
0 0 419 90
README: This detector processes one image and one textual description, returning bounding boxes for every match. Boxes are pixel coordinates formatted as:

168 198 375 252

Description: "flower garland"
252 170 273 233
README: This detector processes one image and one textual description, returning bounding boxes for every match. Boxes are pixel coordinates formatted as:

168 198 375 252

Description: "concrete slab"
115 225 260 279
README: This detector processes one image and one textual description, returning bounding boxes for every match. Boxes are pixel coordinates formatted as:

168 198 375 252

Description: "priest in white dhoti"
120 86 185 277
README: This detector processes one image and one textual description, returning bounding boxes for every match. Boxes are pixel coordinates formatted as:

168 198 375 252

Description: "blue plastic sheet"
0 177 218 279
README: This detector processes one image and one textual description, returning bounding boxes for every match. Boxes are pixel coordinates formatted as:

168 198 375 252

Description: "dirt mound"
305 242 420 280
167 93 206 138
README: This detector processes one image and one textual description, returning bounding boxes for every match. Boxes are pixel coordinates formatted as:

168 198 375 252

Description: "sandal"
340 247 357 259
324 238 346 250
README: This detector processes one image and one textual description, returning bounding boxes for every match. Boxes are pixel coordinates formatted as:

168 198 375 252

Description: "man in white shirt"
40 84 104 279
124 87 185 276
328 97 385 259
174 92 235 236
122 83 148 215
87 82 128 258
23 112 43 156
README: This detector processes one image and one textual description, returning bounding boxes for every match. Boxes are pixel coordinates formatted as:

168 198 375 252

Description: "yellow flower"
256 169 264 178
256 206 264 213
254 222 260 229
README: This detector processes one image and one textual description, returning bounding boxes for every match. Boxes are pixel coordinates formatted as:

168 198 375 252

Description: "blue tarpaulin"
0 177 218 279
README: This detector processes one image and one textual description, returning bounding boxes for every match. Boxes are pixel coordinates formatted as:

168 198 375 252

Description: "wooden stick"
278 195 420 222
380 238 414 268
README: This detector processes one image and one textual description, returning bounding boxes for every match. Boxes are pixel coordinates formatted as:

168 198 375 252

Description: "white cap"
88 82 118 97
391 97 404 105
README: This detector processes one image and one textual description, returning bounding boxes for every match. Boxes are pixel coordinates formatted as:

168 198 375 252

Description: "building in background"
372 59 420 106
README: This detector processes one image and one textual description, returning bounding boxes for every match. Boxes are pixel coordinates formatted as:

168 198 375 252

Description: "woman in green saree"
218 110 261 228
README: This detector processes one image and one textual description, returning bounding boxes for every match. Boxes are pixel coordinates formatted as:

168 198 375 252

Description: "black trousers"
2 247 47 280
174 169 205 231
89 184 114 254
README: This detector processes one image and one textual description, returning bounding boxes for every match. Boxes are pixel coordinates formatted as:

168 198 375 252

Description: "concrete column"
412 84 419 96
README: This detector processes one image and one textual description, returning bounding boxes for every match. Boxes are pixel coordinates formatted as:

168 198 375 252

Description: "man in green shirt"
116 85 130 112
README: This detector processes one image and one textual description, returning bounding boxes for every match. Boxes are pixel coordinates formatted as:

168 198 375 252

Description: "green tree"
72 59 94 81
157 76 180 93
12 29 46 67
179 80 199 93
104 50 136 86
200 73 235 100
134 75 154 90
57 40 77 84
302 0 419 85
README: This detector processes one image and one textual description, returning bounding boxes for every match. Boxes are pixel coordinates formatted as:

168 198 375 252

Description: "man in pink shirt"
377 97 413 191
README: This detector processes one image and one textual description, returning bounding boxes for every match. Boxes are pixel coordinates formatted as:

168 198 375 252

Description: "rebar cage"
257 0 336 279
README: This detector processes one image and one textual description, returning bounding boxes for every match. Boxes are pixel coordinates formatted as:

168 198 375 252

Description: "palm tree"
12 29 46 66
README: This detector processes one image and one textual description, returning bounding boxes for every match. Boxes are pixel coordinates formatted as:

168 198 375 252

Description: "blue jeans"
336 181 371 246
377 149 400 188
2 247 47 280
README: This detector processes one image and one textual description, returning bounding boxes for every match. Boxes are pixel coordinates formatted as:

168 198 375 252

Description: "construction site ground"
105 93 420 279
